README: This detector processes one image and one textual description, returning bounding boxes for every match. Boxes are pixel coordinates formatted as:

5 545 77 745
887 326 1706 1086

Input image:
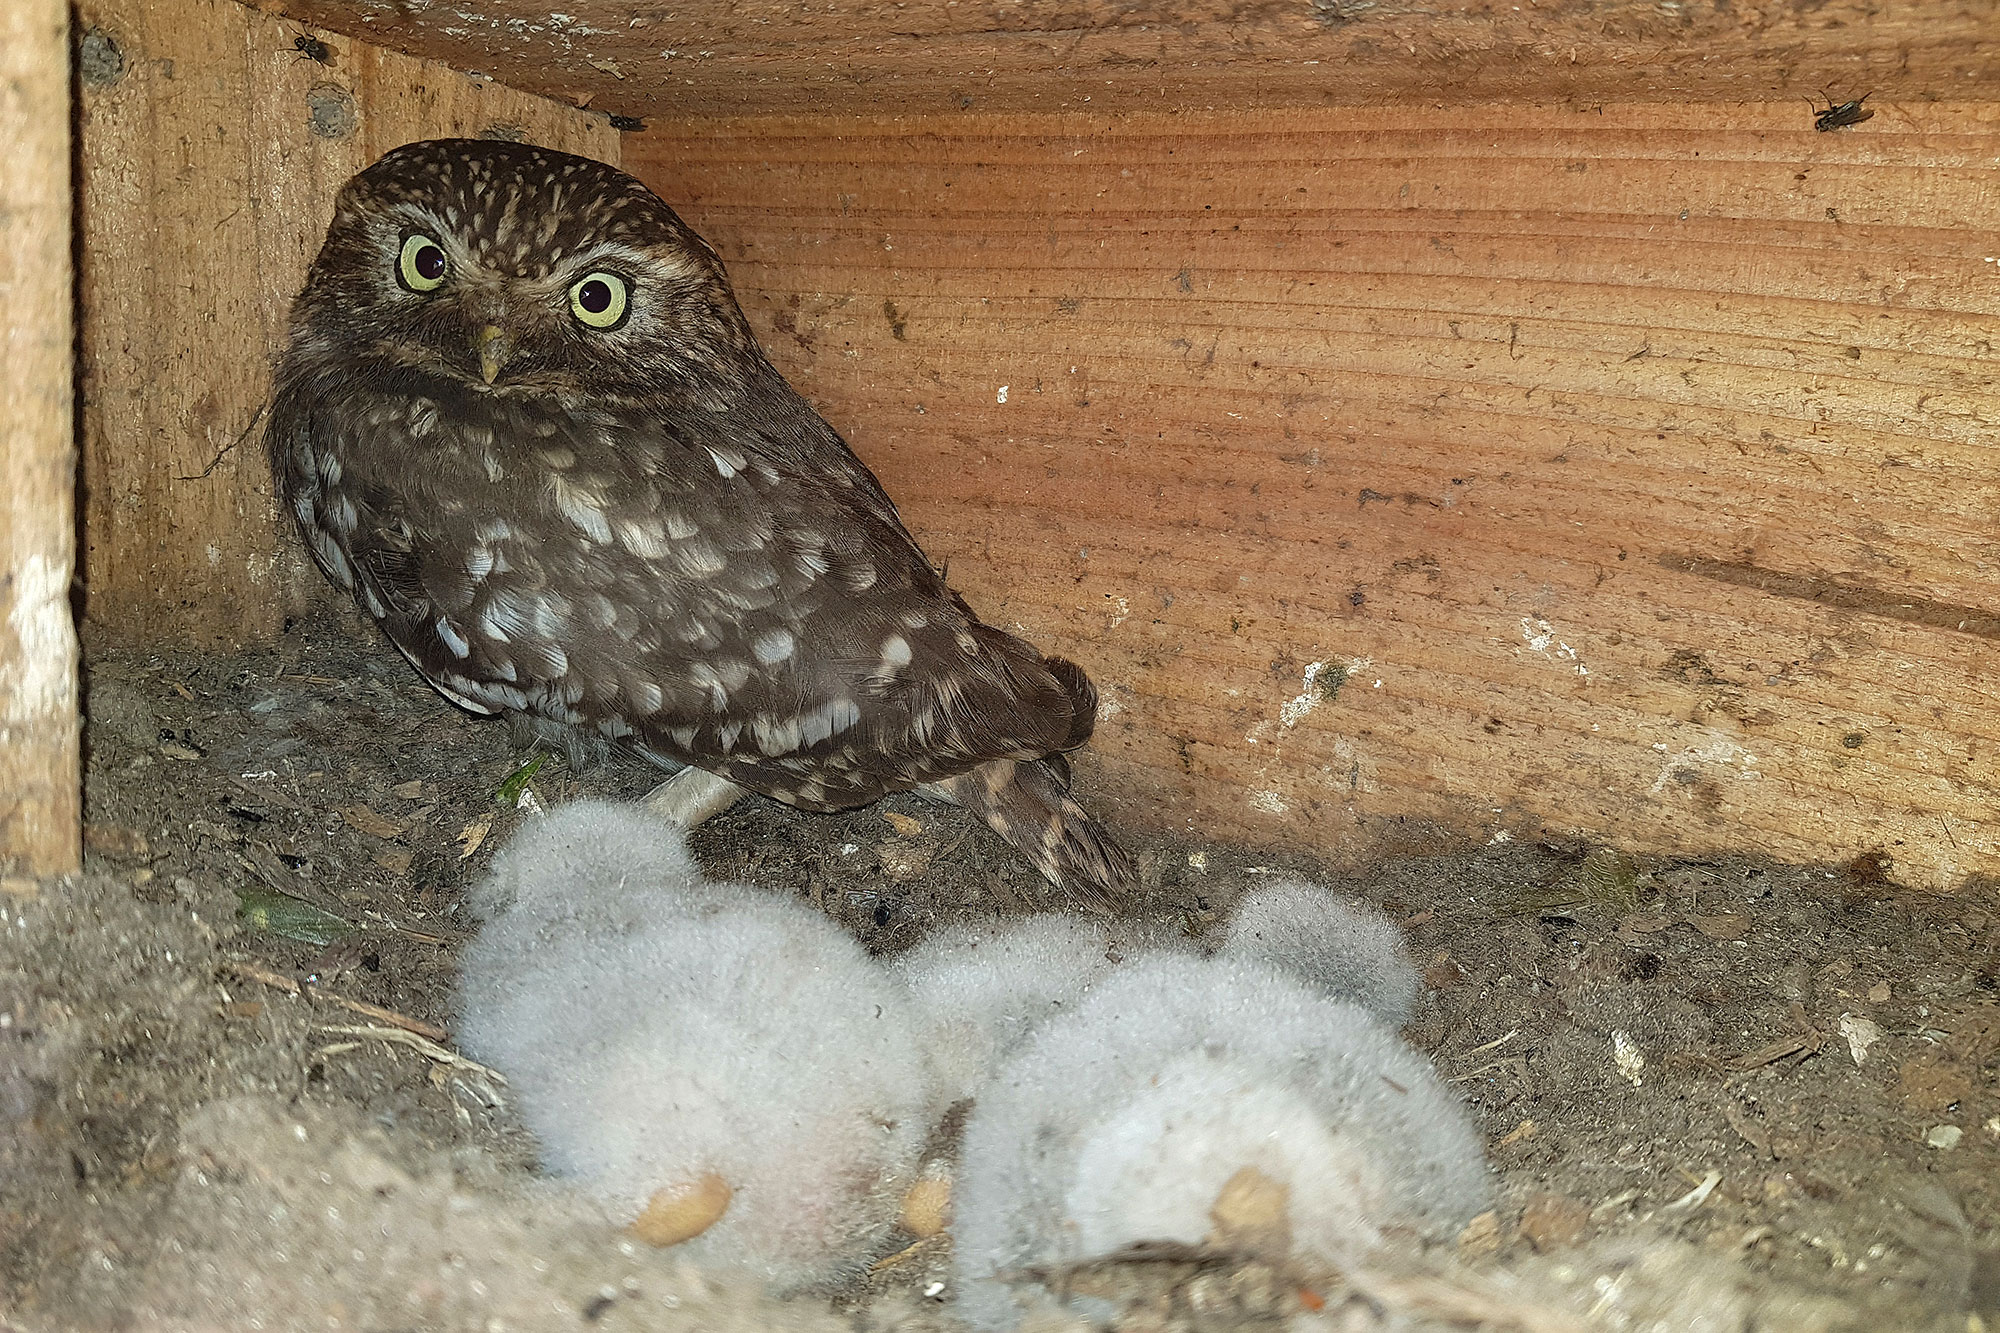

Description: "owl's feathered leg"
643 765 748 826
926 758 1136 911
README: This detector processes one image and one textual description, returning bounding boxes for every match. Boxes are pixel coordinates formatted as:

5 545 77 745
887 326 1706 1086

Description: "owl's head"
285 139 754 397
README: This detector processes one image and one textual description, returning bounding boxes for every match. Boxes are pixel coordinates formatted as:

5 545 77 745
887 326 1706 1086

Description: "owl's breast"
285 378 916 739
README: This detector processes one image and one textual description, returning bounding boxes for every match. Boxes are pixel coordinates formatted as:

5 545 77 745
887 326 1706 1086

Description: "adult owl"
265 139 1136 905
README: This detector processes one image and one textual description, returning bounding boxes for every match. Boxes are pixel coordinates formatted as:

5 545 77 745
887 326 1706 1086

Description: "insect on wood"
291 31 332 65
1812 92 1872 132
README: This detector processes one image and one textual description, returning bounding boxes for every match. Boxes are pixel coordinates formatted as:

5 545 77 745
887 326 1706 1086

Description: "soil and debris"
3 606 1997 1330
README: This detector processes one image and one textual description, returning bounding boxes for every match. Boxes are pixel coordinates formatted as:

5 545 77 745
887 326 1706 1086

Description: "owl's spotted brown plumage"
266 139 1136 904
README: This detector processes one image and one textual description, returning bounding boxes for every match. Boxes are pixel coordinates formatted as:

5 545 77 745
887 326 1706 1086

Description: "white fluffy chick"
952 953 1490 1331
1217 878 1420 1026
887 914 1116 1119
456 802 931 1292
467 797 741 939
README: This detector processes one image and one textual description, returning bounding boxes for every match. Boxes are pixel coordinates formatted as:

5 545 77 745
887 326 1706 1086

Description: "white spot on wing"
549 475 612 543
752 627 796 665
613 517 669 558
435 617 470 658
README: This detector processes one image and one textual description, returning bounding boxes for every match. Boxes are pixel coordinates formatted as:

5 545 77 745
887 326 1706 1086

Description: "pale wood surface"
0 0 82 875
76 0 620 648
266 0 1995 121
630 104 2000 888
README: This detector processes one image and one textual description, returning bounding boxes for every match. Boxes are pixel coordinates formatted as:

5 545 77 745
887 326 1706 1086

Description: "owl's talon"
643 766 747 827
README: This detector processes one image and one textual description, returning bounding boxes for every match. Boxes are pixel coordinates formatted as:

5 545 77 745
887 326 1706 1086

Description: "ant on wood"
1811 91 1872 132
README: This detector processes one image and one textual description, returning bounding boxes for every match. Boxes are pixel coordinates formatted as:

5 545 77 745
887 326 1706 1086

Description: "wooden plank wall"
629 104 2000 890
75 0 620 649
0 0 82 877
266 0 1998 121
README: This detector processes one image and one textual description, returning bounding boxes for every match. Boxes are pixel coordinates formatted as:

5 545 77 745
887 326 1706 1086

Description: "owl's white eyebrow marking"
751 627 796 665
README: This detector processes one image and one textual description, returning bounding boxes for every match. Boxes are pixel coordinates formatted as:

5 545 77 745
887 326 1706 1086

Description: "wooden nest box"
6 0 1998 891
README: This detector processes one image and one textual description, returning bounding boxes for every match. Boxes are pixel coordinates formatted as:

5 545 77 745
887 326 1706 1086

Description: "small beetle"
292 31 332 65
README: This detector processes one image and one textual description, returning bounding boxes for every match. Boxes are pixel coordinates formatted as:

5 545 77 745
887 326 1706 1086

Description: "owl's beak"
473 324 513 385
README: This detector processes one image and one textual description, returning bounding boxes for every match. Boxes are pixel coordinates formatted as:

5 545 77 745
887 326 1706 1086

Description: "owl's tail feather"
1041 655 1100 751
928 757 1137 911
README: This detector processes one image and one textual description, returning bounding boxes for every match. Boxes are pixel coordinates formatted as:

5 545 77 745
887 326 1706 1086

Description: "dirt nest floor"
3 609 1997 1331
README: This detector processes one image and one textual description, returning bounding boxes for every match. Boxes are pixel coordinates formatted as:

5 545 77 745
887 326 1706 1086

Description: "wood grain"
262 0 1998 122
75 0 619 648
0 0 82 876
629 103 2000 889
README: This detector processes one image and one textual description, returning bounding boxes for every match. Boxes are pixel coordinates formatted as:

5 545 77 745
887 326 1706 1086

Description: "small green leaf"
493 752 549 807
235 886 351 947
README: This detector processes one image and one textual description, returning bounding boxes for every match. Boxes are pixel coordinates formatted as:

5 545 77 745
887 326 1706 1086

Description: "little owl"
266 139 1135 905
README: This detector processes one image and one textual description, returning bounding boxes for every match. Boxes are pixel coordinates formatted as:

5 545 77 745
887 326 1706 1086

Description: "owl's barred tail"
929 757 1137 910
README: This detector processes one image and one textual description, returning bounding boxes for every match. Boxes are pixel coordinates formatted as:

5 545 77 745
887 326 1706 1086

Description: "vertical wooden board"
628 104 2000 889
75 0 619 648
0 0 82 877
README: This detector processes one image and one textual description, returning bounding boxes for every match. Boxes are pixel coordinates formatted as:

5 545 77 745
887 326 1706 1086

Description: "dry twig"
315 1022 508 1083
221 958 448 1041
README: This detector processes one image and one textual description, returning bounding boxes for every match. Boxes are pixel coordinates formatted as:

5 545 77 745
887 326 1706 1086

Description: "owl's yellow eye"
397 234 448 292
569 272 629 329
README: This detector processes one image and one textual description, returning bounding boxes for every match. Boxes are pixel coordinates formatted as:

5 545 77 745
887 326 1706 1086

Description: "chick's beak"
473 324 513 385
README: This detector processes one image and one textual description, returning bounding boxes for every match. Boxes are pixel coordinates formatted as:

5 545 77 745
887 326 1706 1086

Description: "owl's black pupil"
579 279 613 314
414 245 445 280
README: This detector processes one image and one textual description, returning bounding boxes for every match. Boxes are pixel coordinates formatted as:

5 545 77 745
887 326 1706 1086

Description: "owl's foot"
928 757 1137 912
642 765 747 827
